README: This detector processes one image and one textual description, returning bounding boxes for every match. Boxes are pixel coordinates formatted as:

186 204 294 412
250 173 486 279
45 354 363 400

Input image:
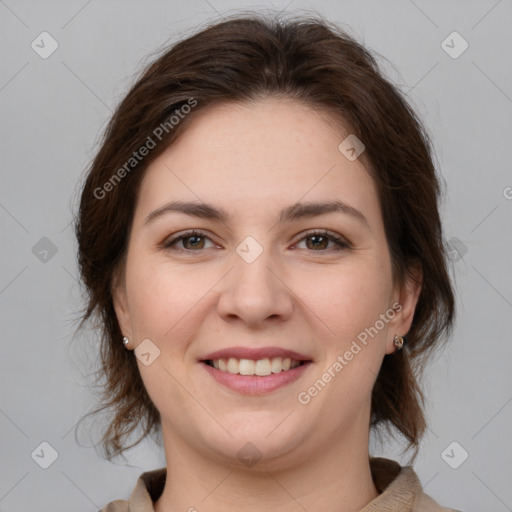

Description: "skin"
113 97 422 512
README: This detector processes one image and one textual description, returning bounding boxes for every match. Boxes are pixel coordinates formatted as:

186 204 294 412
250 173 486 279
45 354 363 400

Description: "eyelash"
159 229 351 254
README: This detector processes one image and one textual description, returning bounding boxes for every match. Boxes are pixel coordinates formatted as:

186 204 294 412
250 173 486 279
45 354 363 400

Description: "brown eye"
305 235 329 250
296 230 351 252
182 234 205 250
161 230 217 252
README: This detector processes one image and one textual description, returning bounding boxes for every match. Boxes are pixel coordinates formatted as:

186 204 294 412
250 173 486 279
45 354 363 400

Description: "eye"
160 230 218 252
160 229 351 254
294 230 351 252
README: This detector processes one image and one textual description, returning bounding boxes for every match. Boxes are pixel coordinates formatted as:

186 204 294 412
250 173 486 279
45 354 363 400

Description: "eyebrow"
144 199 369 228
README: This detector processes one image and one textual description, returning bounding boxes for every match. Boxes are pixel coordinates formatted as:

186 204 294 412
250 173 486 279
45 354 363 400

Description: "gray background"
1 0 511 511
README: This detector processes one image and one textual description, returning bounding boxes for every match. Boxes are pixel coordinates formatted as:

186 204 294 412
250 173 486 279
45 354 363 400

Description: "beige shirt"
99 457 462 511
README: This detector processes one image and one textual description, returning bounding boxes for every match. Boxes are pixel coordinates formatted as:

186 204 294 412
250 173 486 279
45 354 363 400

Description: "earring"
393 335 404 350
123 336 130 348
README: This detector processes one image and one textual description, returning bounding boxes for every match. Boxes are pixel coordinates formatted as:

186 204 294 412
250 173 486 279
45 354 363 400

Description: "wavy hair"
74 12 455 462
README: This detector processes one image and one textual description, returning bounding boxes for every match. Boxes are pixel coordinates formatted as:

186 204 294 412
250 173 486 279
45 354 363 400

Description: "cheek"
296 260 391 342
125 252 217 341
306 260 392 405
124 256 206 410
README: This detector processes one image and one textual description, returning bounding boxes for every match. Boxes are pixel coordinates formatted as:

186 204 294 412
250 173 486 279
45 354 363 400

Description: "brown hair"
74 12 455 462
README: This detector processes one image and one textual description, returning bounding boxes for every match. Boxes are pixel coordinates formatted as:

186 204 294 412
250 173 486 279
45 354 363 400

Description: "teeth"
209 357 302 376
255 358 271 376
239 358 255 375
271 357 283 373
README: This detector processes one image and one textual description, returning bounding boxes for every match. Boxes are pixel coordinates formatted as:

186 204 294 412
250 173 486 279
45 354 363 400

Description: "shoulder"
367 458 463 512
98 498 129 512
98 466 166 512
399 465 463 512
414 488 463 512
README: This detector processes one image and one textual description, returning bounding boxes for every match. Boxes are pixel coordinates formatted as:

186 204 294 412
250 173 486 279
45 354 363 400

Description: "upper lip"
200 346 313 362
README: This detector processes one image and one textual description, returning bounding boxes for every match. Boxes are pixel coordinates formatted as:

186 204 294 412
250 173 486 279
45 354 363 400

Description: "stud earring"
393 335 404 350
123 336 130 348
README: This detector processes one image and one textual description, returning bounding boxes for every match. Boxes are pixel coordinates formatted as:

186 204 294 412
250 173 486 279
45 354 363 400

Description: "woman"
75 12 460 512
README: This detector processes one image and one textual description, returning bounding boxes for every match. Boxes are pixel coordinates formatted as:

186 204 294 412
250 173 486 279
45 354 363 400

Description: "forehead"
135 98 380 227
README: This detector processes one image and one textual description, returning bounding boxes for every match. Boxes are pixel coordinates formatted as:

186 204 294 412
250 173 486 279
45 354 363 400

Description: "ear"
111 262 133 346
385 261 422 355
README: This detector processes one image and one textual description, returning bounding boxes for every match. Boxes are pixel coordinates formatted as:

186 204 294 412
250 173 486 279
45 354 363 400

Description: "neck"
154 422 379 512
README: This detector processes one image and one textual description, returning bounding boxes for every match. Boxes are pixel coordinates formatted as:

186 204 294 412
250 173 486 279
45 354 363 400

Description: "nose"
216 243 294 329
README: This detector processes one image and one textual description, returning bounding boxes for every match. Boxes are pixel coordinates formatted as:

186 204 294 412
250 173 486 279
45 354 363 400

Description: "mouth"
202 357 308 376
198 347 313 393
200 357 313 395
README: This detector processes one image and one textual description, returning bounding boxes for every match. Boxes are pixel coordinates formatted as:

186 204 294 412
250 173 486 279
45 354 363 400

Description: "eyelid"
160 228 351 253
159 229 219 252
294 229 352 250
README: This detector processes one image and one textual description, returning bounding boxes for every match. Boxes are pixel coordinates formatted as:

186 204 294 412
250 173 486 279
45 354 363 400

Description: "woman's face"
113 97 421 468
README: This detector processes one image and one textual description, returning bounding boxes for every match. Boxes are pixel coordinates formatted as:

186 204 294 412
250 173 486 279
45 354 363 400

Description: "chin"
198 418 309 470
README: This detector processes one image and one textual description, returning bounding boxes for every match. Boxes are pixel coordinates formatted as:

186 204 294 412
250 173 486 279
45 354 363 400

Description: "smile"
205 357 303 376
200 359 312 395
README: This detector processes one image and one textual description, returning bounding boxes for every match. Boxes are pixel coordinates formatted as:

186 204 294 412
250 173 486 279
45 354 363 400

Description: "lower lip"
200 361 312 395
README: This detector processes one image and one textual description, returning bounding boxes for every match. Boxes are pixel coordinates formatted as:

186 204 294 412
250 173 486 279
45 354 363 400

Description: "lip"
201 360 313 395
199 346 312 362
